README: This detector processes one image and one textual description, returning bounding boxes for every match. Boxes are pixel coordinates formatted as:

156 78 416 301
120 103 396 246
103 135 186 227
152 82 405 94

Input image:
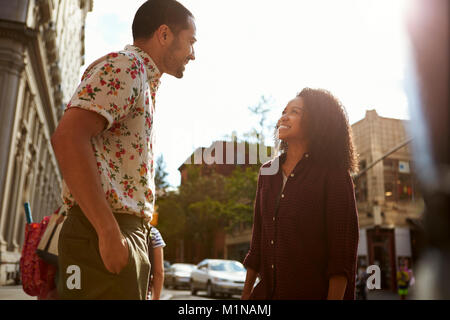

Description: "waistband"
68 205 151 233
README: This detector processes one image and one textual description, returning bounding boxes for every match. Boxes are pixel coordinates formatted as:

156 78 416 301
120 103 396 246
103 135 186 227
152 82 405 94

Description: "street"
0 285 408 300
163 287 241 300
162 287 404 300
0 285 241 300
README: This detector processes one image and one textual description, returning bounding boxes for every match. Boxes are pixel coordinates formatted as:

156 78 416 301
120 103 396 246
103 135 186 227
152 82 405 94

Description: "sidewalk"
0 285 35 300
367 289 399 300
367 287 417 300
0 285 172 300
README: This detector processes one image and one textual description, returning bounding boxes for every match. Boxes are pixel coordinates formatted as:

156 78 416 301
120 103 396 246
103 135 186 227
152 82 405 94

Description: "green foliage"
244 95 275 145
156 164 260 261
157 97 274 261
155 155 169 192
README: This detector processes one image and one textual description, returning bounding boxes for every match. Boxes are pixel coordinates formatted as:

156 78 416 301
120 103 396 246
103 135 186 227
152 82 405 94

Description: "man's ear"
157 24 173 46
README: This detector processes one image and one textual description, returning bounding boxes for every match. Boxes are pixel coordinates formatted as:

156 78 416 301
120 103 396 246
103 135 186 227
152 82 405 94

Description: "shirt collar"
278 151 311 175
279 151 310 164
124 44 161 92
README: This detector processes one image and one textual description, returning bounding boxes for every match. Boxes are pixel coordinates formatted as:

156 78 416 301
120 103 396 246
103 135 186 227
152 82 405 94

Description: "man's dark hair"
132 0 194 41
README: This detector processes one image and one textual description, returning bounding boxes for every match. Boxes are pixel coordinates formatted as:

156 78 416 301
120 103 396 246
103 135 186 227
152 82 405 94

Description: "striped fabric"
150 227 166 248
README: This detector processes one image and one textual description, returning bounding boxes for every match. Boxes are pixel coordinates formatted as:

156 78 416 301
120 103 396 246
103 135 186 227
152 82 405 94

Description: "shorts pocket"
119 236 134 276
103 235 134 277
59 236 92 267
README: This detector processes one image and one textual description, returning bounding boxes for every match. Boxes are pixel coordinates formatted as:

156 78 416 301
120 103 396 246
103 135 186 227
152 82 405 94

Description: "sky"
82 0 411 187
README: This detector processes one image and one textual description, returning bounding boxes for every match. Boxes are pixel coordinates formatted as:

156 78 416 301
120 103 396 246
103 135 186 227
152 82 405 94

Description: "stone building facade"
353 110 423 291
0 0 92 285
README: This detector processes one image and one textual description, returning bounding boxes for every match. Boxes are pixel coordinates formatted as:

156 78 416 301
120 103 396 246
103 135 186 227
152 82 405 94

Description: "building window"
384 182 394 200
398 173 414 201
355 160 368 202
384 159 421 202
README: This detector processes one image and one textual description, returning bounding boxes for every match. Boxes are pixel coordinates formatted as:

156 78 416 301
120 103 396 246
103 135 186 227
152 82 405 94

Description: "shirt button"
281 194 285 198
290 173 294 177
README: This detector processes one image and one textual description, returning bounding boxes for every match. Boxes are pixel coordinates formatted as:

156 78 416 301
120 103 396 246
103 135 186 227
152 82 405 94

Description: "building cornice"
0 19 37 43
0 18 58 132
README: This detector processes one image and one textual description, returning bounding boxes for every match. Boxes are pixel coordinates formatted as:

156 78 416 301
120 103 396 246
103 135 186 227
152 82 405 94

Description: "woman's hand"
241 289 252 300
327 275 348 300
241 267 258 300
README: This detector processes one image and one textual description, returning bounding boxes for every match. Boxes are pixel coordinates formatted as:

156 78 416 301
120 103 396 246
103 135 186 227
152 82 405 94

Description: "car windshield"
174 264 195 272
209 261 245 272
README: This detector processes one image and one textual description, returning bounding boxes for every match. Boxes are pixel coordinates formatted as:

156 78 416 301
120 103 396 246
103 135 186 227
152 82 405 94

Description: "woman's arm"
325 169 359 300
241 170 264 299
151 247 164 300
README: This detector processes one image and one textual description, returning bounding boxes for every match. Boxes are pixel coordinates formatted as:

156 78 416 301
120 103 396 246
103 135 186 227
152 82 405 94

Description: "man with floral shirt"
51 0 196 299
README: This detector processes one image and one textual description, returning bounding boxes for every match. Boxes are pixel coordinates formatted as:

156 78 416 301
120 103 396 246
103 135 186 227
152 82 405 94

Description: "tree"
244 95 275 145
157 97 276 262
154 154 169 196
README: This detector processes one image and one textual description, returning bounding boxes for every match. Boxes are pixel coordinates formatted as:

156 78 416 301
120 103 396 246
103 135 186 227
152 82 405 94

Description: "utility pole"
353 138 413 179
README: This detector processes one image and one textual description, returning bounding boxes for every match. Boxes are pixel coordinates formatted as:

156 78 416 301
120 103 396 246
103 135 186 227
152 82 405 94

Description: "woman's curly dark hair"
275 88 359 173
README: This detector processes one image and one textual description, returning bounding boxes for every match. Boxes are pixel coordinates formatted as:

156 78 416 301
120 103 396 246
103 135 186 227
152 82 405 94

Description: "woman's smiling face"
277 96 306 142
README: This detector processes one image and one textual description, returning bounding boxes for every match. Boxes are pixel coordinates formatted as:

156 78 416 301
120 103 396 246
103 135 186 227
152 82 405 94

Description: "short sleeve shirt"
150 227 166 249
58 45 162 223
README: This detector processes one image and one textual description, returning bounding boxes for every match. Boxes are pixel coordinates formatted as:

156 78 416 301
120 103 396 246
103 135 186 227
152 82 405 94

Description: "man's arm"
51 107 128 274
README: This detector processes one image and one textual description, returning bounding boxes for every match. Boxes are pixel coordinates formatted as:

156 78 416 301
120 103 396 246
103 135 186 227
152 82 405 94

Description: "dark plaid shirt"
243 152 359 300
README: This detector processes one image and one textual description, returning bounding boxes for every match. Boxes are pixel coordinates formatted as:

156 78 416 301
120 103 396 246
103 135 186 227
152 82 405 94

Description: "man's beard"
165 39 185 78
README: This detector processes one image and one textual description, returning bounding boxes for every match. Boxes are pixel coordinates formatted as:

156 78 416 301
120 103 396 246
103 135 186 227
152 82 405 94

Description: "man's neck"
133 41 165 74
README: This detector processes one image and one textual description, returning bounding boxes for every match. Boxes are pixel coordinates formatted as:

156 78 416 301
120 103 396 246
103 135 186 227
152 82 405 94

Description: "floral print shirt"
58 45 161 223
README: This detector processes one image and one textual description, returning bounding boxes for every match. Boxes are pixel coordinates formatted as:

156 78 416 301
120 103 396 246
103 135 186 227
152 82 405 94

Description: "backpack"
20 215 57 299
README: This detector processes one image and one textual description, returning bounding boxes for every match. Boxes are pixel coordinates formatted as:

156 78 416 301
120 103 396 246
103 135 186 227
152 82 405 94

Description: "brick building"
176 140 268 263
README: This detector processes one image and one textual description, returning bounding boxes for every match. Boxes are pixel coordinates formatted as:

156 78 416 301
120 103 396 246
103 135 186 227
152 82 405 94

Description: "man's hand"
98 229 129 274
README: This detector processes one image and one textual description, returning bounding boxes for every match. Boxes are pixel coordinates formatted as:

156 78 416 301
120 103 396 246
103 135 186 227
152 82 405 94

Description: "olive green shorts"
57 205 151 300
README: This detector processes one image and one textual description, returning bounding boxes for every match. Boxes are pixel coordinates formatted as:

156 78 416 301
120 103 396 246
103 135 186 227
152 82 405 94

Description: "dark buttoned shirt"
243 152 359 300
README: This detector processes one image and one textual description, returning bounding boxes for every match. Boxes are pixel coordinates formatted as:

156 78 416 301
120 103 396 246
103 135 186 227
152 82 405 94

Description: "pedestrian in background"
356 264 368 300
242 88 359 300
397 259 414 300
147 227 166 300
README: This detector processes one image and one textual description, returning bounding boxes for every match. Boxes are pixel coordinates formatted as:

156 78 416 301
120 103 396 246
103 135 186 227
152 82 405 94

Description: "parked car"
164 263 196 289
163 260 171 278
190 259 246 298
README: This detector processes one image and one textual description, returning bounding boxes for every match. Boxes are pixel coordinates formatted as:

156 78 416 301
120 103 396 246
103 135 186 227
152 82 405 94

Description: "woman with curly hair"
242 88 360 300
